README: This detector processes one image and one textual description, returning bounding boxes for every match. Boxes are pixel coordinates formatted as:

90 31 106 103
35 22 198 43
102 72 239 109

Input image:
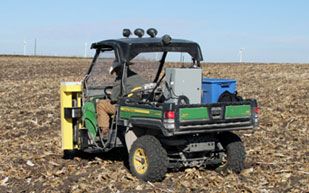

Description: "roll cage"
84 37 204 98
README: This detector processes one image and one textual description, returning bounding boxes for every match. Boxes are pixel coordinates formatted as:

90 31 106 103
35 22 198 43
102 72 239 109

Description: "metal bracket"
64 107 81 119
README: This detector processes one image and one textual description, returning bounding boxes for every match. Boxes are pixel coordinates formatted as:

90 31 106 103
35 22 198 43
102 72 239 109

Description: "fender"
82 101 98 139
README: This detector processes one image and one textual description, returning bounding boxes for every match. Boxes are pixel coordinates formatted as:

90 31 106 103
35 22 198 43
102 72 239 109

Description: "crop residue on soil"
0 56 308 192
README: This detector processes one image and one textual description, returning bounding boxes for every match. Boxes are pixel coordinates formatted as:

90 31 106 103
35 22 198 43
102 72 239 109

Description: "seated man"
96 61 147 135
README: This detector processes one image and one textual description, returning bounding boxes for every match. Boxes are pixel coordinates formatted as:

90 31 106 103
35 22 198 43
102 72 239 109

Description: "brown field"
0 56 308 192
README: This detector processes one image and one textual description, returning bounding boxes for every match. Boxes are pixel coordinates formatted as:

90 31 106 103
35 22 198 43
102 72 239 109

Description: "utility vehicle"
60 28 259 182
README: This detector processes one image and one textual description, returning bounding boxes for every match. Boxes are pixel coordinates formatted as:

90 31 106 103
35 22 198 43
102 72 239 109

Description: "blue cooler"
202 78 236 104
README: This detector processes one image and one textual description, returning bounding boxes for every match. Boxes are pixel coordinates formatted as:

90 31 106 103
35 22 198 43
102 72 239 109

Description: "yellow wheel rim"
133 148 148 175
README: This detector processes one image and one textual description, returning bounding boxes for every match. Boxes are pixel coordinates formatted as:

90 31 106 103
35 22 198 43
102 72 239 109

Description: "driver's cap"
109 60 121 75
109 66 114 74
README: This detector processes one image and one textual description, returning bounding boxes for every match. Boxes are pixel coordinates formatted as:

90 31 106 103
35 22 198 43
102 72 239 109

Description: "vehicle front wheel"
129 135 168 182
217 132 246 173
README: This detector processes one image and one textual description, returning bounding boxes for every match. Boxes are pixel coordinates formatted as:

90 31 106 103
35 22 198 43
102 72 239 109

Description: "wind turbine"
239 48 244 63
84 42 88 57
23 40 27 55
34 38 37 56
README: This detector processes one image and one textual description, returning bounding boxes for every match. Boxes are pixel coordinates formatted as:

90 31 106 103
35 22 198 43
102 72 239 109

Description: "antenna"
23 40 27 55
84 42 88 57
239 48 244 63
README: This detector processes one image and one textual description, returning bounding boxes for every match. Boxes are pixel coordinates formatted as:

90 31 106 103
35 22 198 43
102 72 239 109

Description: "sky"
0 0 309 63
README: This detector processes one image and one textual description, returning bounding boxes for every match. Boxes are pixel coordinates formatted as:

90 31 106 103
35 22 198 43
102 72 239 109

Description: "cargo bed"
173 99 258 134
118 99 259 137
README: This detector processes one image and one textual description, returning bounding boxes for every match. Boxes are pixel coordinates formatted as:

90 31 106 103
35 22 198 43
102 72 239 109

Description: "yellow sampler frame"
60 82 82 150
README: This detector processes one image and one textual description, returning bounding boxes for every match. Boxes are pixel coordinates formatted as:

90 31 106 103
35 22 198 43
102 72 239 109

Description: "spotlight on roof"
146 28 158 38
134 28 144 38
162 34 172 45
123 29 131 38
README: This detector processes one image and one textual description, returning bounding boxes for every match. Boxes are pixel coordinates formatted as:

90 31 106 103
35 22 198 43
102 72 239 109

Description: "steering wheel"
104 86 113 99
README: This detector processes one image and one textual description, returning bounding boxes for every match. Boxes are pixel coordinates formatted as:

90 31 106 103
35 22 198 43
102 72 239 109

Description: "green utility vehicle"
61 28 259 182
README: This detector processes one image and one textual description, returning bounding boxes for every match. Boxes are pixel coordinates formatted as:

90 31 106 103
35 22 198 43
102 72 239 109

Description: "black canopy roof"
91 37 203 62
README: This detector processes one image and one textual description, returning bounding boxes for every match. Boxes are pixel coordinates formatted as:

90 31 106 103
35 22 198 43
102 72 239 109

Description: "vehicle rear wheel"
129 135 168 182
217 132 245 173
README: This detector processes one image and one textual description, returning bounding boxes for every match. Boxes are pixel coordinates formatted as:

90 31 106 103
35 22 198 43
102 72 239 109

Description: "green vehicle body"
82 101 97 139
82 99 257 138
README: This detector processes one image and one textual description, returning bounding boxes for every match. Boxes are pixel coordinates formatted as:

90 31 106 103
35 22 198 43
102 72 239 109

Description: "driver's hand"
104 86 113 99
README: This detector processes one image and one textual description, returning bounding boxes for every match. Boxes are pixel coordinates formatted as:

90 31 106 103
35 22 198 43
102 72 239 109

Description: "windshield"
129 51 195 82
164 52 195 68
129 52 163 82
85 50 116 89
85 50 197 89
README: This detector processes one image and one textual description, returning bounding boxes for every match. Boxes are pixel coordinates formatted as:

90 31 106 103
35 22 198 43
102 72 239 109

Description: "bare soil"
0 56 308 192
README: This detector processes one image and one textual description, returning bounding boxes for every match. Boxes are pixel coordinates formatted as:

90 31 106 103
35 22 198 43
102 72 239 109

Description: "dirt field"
0 56 308 192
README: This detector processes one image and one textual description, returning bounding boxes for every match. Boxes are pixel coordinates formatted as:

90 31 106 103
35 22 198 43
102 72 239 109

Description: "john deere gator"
60 28 259 182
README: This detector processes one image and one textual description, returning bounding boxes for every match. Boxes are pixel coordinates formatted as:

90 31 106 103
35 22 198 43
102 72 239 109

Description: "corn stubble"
0 56 308 192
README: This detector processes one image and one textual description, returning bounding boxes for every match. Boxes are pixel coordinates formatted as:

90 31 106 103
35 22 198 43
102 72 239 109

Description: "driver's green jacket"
110 70 147 102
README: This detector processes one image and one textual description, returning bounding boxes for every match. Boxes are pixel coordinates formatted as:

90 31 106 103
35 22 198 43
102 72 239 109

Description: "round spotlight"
123 29 131 38
162 34 172 45
134 28 144 38
146 28 158 38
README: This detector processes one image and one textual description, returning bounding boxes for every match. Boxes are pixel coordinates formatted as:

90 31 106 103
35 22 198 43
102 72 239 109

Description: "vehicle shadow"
65 148 232 176
70 147 130 169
